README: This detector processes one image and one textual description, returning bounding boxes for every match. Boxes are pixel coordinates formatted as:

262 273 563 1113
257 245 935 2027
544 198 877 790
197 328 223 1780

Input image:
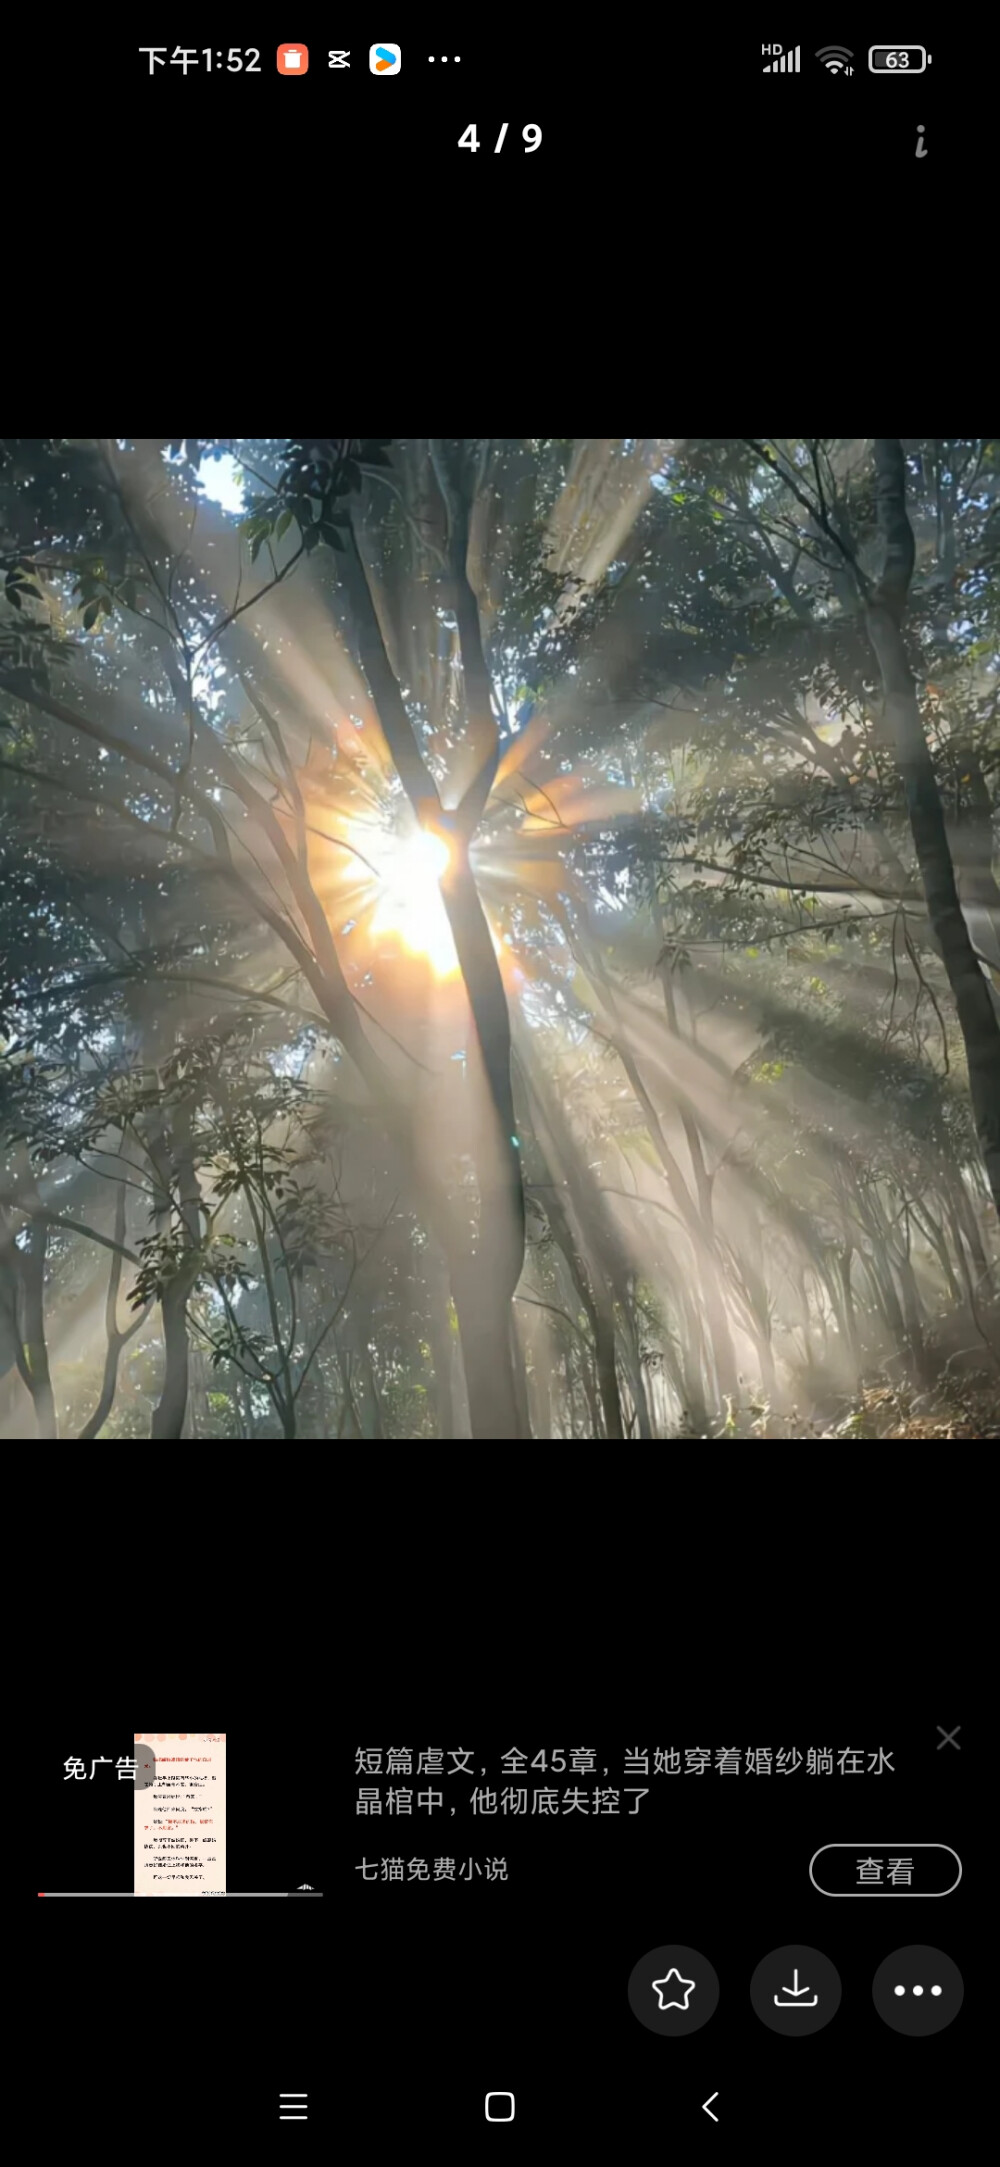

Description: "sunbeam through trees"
1 436 997 1440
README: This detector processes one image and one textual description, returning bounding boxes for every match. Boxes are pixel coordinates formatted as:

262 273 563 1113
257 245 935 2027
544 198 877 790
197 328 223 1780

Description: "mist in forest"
1 436 997 1439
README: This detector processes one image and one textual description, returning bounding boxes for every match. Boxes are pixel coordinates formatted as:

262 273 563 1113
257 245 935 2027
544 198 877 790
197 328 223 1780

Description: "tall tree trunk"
150 1094 201 1440
450 1282 522 1439
362 1346 385 1439
593 1295 626 1440
582 942 739 1402
438 845 526 1414
185 1340 212 1441
911 1200 962 1306
20 1218 57 1439
509 1312 533 1440
836 1244 862 1370
677 1279 711 1434
520 1080 626 1440
523 1301 553 1439
426 1244 463 1439
866 438 1000 1219
949 745 1000 994
655 906 718 1225
344 508 525 1436
2 1154 58 1437
751 1324 777 1401
949 1174 989 1281
78 1186 149 1439
577 1343 603 1438
892 1246 931 1384
152 1282 192 1439
865 1244 908 1358
613 1281 654 1438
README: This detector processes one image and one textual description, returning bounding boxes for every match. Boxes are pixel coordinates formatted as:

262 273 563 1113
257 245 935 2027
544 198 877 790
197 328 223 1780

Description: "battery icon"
868 46 932 71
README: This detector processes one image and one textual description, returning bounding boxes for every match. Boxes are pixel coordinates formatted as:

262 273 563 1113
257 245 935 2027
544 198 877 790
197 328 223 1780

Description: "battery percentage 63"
868 46 932 71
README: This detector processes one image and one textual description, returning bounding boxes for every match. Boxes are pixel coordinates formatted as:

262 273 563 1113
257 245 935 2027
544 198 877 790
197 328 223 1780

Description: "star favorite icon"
628 1944 719 2035
651 1967 696 2011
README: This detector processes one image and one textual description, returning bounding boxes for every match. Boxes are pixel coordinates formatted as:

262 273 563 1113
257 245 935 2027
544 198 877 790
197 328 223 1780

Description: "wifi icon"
816 44 854 72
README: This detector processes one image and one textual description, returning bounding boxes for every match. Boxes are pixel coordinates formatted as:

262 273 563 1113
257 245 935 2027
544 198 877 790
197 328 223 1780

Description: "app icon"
277 44 309 75
369 44 401 73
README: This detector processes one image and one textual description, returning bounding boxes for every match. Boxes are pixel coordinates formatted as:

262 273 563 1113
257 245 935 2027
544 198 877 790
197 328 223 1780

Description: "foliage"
1 436 997 1440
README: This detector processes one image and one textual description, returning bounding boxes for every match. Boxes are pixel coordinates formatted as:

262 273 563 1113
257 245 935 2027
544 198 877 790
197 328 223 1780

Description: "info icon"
277 44 309 75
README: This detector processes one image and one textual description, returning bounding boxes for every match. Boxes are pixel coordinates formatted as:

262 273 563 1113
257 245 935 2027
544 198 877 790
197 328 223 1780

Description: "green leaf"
275 508 293 541
82 600 101 630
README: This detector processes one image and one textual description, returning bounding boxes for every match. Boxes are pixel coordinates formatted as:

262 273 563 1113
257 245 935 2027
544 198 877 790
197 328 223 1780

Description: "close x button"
809 1844 961 1895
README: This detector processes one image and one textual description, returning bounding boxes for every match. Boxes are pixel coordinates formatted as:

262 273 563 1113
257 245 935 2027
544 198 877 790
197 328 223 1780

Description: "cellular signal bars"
762 46 800 70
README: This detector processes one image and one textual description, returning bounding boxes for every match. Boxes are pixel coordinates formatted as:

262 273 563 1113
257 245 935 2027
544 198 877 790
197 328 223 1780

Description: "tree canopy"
2 435 997 1440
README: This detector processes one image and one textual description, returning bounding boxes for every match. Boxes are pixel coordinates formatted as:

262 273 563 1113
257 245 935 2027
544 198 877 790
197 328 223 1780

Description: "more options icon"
872 1946 964 2034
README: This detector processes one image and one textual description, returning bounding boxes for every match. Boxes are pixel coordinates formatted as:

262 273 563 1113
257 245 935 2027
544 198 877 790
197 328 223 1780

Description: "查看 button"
809 1845 961 1895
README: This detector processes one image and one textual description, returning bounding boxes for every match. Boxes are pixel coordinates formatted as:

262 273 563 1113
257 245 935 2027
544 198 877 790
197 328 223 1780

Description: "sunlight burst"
368 827 458 976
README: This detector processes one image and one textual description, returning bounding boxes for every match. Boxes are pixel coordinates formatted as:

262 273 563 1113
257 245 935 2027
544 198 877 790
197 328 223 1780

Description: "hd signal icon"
762 45 800 71
817 45 854 73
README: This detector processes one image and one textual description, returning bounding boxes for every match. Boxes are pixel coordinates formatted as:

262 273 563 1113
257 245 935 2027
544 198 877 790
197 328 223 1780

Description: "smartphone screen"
11 15 986 2153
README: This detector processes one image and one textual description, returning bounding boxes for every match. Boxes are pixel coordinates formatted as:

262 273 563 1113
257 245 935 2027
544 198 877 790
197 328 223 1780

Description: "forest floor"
683 1297 1000 1439
832 1371 998 1439
833 1296 1000 1438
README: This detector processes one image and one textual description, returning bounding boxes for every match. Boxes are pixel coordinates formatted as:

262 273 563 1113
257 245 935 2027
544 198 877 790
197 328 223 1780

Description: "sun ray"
366 826 458 978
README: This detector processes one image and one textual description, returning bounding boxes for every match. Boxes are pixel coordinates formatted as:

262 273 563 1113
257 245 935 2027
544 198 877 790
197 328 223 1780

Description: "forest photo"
1 437 997 1439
